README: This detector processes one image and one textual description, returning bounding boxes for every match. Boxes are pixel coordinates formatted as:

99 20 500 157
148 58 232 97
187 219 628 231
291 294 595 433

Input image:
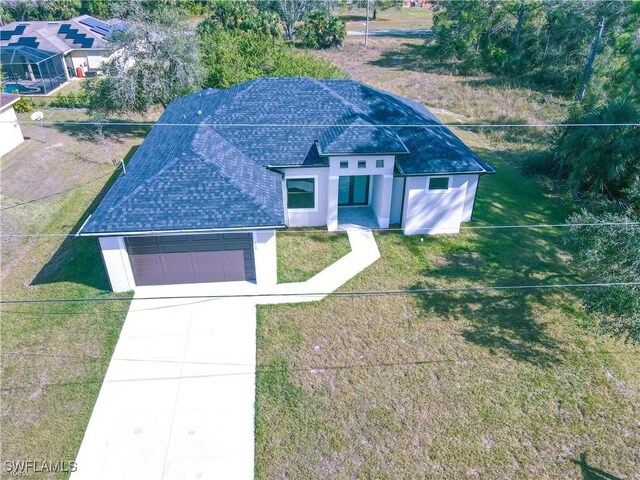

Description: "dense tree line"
430 0 634 96
82 1 344 113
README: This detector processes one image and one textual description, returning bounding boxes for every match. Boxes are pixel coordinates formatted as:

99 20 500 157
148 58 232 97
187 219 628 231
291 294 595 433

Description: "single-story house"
0 93 25 156
0 15 123 93
78 78 494 292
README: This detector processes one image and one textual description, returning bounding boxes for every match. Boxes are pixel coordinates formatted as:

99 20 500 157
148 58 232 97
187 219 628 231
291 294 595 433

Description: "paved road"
71 297 257 480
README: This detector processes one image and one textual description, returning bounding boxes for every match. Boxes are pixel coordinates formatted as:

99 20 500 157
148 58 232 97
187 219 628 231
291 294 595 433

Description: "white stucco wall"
0 105 24 157
328 155 395 230
461 174 479 222
99 236 136 293
370 174 394 228
253 230 277 286
402 175 479 235
390 176 405 225
283 167 329 227
68 49 110 74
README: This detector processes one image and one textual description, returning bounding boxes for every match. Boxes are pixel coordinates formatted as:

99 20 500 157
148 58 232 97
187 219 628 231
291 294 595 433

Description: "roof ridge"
190 145 283 225
102 149 187 215
310 78 368 117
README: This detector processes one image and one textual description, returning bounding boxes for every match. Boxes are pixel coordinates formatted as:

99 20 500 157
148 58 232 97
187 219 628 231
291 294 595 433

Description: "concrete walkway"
72 227 379 480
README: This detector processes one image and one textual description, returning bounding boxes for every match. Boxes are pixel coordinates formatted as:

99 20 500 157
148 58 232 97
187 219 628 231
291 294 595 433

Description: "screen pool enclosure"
1 45 67 94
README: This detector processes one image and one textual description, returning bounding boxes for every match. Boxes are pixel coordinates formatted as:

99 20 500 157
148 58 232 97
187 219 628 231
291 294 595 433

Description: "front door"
338 175 369 206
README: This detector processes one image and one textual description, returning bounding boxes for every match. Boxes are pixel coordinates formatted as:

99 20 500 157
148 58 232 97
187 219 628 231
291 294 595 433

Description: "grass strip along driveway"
256 141 640 478
1 113 149 479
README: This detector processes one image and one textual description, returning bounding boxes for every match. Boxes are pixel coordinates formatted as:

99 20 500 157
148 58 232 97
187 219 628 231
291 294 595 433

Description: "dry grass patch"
337 6 433 31
0 108 148 478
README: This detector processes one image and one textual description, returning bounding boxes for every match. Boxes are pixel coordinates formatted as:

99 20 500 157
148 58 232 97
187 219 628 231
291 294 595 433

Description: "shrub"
564 210 640 343
197 1 281 38
49 91 89 108
12 96 34 113
199 29 345 89
298 11 346 49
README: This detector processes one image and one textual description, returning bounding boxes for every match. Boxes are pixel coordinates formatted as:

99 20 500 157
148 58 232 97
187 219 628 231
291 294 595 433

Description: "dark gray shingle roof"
81 78 493 235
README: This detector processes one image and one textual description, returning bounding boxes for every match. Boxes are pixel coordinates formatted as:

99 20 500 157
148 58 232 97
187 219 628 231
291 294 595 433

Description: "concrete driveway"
72 226 380 479
71 296 257 480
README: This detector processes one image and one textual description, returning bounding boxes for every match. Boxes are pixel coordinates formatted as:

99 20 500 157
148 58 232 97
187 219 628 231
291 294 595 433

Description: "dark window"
340 161 348 168
376 159 384 168
287 178 315 209
429 177 449 190
358 160 366 169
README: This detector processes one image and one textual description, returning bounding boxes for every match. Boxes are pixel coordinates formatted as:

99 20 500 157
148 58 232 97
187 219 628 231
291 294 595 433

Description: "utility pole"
578 17 605 102
365 0 370 47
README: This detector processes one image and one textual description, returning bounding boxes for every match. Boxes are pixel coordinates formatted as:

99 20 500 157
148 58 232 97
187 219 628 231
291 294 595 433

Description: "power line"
1 221 638 237
1 281 639 305
1 172 113 210
3 349 640 367
4 350 640 391
3 120 640 128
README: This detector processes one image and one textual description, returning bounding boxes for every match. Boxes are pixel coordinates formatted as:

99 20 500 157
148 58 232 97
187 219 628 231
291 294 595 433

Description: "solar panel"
10 37 39 48
66 28 77 38
1 24 28 41
90 26 111 37
79 16 110 31
58 24 71 34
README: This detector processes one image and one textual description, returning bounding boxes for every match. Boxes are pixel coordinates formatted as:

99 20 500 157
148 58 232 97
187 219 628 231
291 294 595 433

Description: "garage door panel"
126 234 255 286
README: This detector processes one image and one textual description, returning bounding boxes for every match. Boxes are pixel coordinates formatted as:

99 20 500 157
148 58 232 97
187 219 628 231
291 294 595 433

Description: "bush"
298 11 346 49
197 1 280 38
199 29 345 89
12 96 34 113
49 91 89 108
564 211 640 343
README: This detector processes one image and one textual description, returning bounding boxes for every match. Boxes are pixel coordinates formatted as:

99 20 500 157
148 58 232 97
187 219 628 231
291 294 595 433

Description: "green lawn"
256 137 640 478
277 231 351 283
0 114 146 479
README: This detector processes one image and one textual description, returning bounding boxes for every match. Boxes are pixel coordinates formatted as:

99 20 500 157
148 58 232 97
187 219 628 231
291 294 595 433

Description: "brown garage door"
125 234 255 286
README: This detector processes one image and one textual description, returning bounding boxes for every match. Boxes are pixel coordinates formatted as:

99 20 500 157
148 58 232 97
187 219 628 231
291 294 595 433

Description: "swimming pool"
3 83 40 94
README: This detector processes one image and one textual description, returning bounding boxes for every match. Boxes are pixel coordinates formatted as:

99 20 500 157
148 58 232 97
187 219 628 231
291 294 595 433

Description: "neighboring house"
0 93 24 156
0 15 123 93
78 78 494 292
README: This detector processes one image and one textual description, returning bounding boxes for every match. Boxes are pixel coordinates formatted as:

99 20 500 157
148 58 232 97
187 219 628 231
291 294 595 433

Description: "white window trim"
426 175 453 194
286 174 319 212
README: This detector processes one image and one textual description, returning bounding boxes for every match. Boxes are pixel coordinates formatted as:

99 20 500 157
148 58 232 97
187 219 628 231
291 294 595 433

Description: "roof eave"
77 223 288 237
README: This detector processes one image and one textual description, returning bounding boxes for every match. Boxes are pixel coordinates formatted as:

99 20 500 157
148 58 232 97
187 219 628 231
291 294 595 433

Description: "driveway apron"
71 296 256 480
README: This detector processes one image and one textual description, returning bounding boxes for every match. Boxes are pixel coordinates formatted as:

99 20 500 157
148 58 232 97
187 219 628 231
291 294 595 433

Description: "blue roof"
81 78 493 235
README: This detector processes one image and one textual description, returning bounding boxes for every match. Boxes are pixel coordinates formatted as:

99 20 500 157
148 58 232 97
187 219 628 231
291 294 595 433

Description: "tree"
264 0 335 41
298 10 346 49
353 0 402 20
1 0 81 21
429 0 632 93
564 211 640 343
84 8 203 113
553 98 640 200
197 1 281 38
198 28 344 89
